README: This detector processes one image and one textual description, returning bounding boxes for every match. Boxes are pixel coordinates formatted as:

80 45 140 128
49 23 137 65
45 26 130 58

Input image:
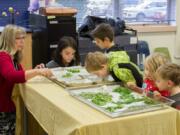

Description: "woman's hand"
25 68 53 81
38 68 53 78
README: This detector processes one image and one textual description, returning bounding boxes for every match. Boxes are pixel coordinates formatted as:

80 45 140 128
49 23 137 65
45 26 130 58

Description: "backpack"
78 16 126 38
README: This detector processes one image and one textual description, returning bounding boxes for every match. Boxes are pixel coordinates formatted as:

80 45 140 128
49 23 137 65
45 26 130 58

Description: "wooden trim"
21 33 32 69
127 25 177 33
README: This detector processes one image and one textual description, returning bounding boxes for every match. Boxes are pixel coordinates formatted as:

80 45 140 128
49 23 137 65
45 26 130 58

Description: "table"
177 111 180 135
19 76 178 135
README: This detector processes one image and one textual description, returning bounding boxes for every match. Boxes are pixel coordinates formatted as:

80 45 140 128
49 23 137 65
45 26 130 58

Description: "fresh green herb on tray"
80 92 112 106
121 94 136 104
113 87 132 96
143 96 158 105
62 72 73 78
78 86 159 113
105 103 124 112
80 92 95 99
67 68 80 73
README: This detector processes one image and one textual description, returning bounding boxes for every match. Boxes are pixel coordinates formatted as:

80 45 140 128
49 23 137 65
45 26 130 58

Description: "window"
55 0 176 26
123 1 168 22
120 0 176 24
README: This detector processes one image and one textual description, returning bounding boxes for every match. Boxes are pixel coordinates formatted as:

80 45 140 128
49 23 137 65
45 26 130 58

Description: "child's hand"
153 91 162 100
35 63 45 69
127 81 136 87
127 82 143 94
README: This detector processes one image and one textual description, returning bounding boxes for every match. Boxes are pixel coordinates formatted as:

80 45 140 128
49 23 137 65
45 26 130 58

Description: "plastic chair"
137 41 150 71
154 47 171 61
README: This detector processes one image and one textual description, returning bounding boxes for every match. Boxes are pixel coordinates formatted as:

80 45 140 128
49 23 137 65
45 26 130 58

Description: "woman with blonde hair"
0 24 52 134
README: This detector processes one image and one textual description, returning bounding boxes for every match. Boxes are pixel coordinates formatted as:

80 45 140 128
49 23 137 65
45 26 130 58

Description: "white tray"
50 66 116 89
69 85 174 118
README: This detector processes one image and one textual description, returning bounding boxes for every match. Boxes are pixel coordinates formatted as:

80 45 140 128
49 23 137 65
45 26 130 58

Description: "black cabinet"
30 14 76 67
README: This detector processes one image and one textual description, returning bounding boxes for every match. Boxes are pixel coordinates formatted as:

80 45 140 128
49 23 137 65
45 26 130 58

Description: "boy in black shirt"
91 23 123 53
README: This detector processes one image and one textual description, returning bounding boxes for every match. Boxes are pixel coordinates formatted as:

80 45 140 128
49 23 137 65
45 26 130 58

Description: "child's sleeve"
112 66 136 83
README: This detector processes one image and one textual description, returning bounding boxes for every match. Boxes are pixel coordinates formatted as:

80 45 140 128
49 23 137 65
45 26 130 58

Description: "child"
91 23 138 64
143 53 170 97
129 53 171 97
85 51 143 87
91 23 123 53
156 63 180 110
46 36 80 68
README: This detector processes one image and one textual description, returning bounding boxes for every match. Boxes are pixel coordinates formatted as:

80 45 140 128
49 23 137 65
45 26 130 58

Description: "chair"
137 40 150 71
154 47 171 61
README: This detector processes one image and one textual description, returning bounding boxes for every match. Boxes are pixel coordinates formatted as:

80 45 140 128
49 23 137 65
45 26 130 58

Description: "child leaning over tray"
85 51 143 87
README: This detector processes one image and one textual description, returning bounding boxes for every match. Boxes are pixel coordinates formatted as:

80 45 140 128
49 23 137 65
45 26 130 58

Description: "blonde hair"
0 24 26 62
85 51 108 72
156 63 180 86
144 52 170 80
0 24 26 55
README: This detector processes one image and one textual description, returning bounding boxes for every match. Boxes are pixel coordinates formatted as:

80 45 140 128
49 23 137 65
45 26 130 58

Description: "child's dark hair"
54 36 80 66
156 63 180 86
91 23 114 42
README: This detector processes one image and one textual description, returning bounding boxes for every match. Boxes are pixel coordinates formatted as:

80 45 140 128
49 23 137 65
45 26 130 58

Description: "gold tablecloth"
12 84 23 135
19 76 178 135
177 111 180 135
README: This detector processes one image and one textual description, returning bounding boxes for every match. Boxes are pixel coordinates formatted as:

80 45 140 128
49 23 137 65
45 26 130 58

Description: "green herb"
143 97 158 105
80 92 112 106
62 72 73 78
92 93 112 106
80 92 95 99
67 68 80 73
121 94 136 104
105 106 116 112
79 86 158 114
113 87 132 96
105 103 124 112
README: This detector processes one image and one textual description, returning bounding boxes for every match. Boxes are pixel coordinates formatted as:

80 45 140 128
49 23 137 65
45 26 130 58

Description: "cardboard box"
39 7 78 16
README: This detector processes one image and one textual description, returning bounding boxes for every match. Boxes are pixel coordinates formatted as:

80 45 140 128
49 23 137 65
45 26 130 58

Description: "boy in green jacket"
85 51 143 87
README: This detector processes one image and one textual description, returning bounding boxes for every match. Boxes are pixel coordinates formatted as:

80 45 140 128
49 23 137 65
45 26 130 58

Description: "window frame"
112 0 176 25
55 0 176 32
